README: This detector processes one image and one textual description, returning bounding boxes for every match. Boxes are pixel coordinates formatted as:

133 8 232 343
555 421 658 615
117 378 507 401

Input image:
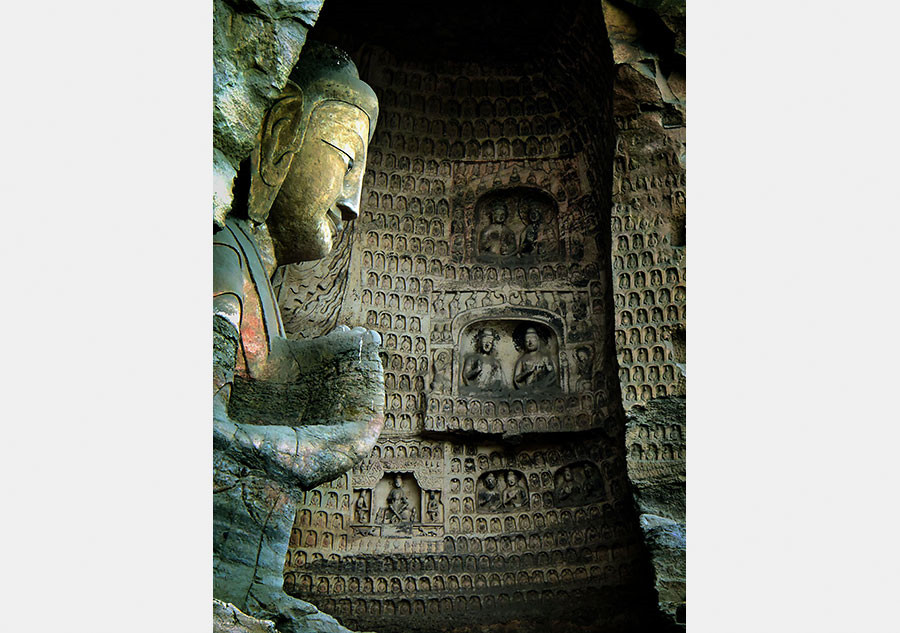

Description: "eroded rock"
213 0 325 226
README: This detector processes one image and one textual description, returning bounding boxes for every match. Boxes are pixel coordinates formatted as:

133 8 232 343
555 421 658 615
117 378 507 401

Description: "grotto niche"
459 319 561 396
263 1 684 632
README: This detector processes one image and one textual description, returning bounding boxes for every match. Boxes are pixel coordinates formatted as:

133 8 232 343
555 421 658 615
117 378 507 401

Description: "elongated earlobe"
248 83 305 223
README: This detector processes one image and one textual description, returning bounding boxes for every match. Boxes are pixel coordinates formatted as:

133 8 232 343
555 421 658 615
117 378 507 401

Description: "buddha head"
489 200 508 224
249 42 379 264
523 327 540 352
474 327 499 355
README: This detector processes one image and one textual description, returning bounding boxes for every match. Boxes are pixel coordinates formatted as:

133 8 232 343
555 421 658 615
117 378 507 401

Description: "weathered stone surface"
215 600 279 633
213 598 368 633
602 0 685 115
603 2 686 622
213 0 325 226
626 397 685 629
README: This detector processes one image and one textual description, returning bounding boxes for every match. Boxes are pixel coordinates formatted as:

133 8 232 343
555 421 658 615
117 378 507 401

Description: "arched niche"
458 318 560 396
373 472 422 525
553 461 605 507
475 469 529 513
473 187 561 264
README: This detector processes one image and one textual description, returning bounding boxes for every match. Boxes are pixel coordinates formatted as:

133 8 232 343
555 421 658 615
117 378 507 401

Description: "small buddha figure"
512 325 557 390
502 471 528 509
478 200 518 257
478 472 502 512
462 328 507 391
212 43 382 629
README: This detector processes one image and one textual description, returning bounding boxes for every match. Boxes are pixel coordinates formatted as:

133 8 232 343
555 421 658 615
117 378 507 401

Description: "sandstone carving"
221 2 690 631
212 42 382 633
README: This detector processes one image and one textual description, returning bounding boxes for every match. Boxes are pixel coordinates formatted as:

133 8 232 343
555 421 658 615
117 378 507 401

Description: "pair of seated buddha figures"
213 43 383 631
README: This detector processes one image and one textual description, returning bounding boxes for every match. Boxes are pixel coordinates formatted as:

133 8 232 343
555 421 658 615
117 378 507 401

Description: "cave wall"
273 3 671 632
603 1 686 628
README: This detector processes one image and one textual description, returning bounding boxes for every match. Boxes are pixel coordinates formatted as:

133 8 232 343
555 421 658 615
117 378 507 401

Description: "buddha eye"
321 138 355 174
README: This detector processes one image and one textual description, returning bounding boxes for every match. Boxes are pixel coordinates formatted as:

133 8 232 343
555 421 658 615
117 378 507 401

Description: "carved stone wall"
626 398 686 628
274 3 669 632
604 0 686 628
604 0 687 409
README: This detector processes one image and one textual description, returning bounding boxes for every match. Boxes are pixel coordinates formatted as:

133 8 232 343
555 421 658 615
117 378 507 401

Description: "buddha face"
267 101 371 264
524 328 540 352
484 473 496 490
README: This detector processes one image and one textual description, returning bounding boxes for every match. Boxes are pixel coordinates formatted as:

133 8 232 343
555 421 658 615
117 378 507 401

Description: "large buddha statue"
212 42 382 632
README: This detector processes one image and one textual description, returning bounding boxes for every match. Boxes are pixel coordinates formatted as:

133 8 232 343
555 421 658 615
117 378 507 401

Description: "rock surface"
213 0 325 226
602 0 685 113
626 397 686 629
214 599 368 633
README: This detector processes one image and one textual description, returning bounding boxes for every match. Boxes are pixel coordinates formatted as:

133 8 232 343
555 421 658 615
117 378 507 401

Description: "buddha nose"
338 162 364 221
336 186 361 222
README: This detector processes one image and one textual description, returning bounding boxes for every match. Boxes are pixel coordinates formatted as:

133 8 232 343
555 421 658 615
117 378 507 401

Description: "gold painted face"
267 101 370 264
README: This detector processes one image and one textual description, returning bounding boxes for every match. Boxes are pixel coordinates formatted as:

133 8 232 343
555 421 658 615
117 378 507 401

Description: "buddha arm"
214 326 385 491
463 356 482 381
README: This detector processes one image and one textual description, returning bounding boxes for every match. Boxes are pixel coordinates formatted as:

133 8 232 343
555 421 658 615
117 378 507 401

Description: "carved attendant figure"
513 326 557 390
429 350 451 393
557 466 586 505
212 43 381 629
502 471 528 509
425 491 440 523
354 491 370 524
575 346 593 389
518 203 543 255
462 328 507 391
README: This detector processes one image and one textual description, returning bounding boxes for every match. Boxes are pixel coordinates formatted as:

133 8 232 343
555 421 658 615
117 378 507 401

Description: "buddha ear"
248 84 305 223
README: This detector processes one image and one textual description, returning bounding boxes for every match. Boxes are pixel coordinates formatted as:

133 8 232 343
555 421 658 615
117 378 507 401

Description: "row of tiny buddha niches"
351 460 605 528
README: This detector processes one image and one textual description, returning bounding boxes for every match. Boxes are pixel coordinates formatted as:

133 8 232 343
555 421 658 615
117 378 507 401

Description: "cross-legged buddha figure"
213 43 382 632
384 474 414 523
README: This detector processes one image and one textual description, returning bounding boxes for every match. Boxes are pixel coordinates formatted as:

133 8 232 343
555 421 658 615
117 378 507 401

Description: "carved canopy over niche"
471 187 561 265
459 319 560 396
